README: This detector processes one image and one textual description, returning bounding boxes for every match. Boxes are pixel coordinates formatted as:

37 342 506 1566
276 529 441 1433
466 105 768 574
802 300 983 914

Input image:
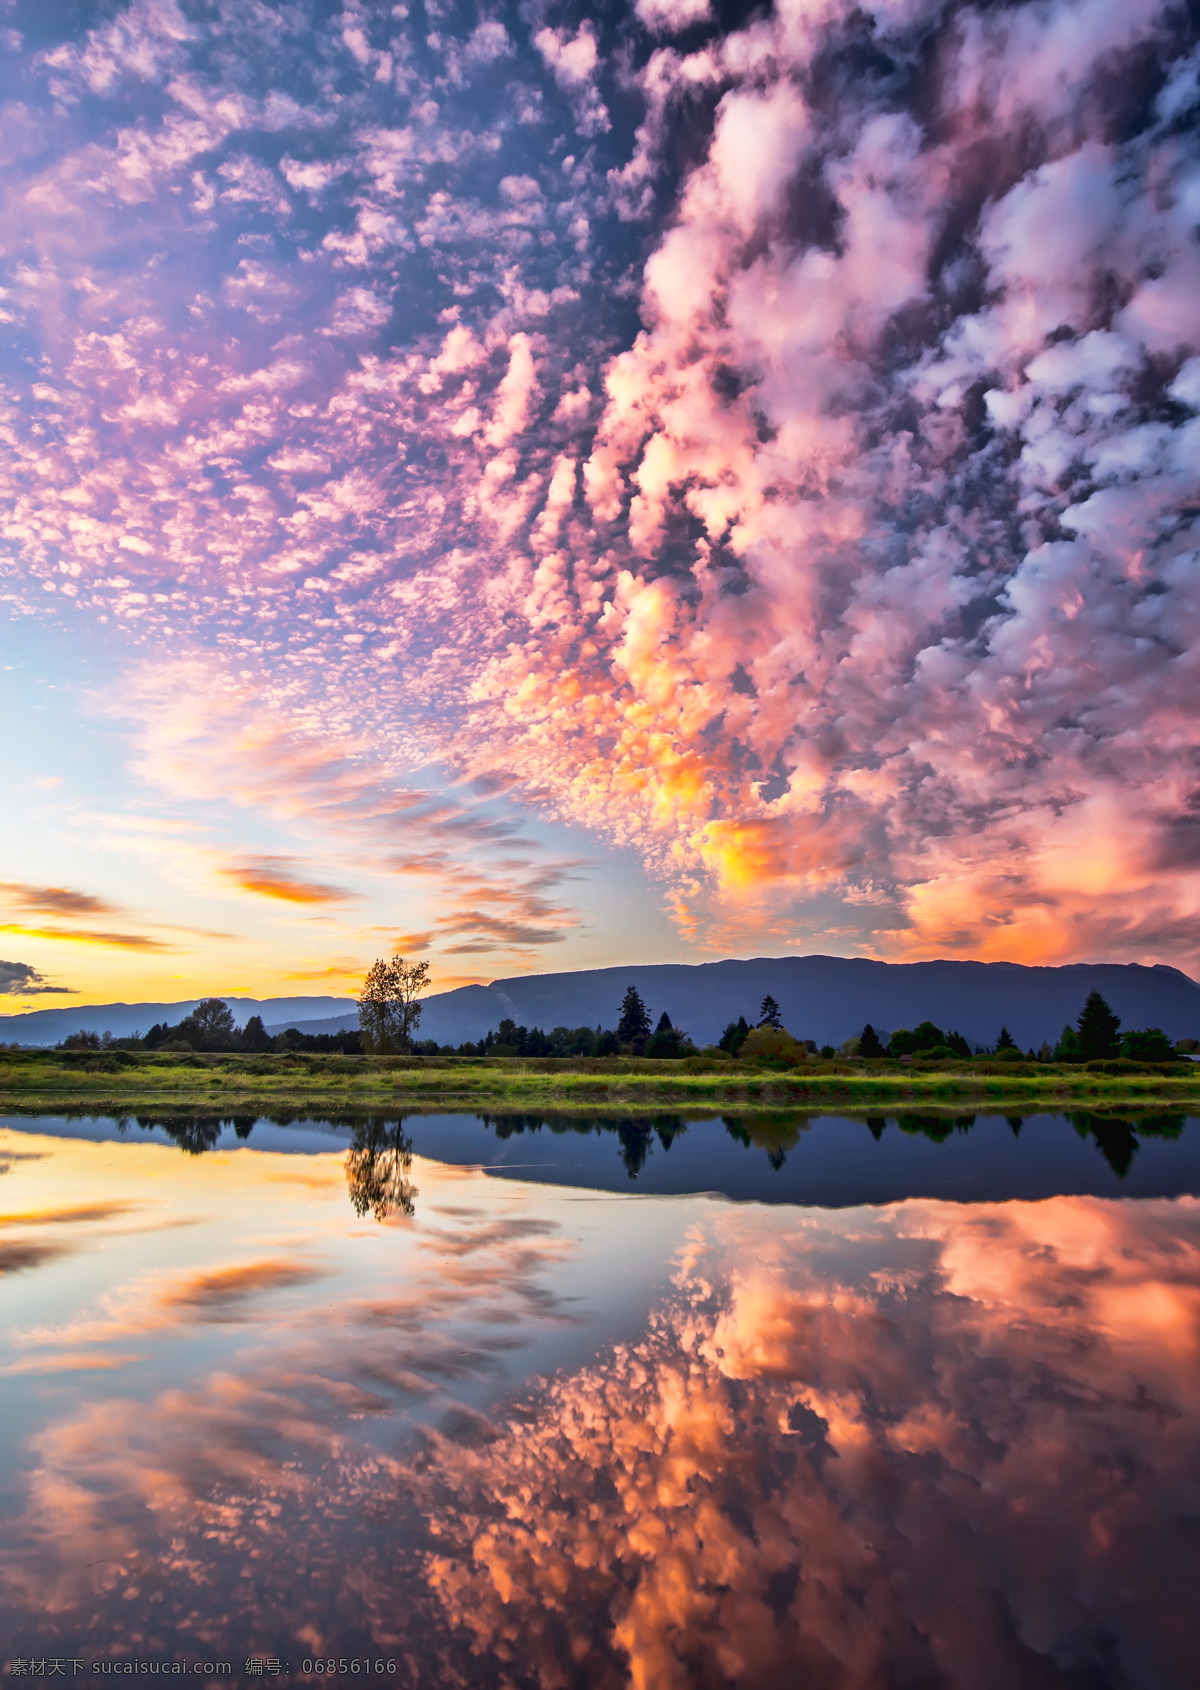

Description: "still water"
1 1109 1198 1687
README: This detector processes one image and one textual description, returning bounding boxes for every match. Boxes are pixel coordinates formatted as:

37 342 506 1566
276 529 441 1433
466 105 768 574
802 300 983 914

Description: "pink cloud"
2 0 1198 972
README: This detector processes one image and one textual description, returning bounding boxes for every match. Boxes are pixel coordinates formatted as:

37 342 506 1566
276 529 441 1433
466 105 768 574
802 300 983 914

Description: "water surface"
1 1111 1197 1687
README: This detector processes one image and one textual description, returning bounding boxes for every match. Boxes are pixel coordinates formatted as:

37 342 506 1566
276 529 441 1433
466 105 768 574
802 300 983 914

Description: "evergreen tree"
617 986 651 1049
1076 991 1121 1060
859 1023 885 1058
1054 1024 1082 1061
647 1011 689 1059
240 1014 273 1052
995 1026 1017 1051
758 994 783 1029
719 1015 751 1055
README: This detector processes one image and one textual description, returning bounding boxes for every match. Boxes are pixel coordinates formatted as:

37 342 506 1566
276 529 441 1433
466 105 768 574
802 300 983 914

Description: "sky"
1 0 1199 1010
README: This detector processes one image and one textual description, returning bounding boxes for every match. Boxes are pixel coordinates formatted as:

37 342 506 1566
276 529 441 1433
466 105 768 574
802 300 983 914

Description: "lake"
1 1109 1198 1687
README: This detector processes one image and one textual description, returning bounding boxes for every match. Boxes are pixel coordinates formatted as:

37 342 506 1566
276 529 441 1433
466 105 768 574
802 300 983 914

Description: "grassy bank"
3 1047 1199 1118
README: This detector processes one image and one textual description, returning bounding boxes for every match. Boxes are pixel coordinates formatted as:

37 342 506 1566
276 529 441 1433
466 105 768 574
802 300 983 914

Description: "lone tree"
758 994 783 1029
1076 990 1121 1060
859 1023 885 1058
617 985 651 1051
358 957 430 1054
177 998 237 1051
996 1026 1017 1051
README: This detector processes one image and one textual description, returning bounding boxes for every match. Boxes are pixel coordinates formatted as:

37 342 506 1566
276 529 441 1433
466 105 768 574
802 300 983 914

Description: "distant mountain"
5 959 1199 1052
0 996 356 1048
414 958 1200 1052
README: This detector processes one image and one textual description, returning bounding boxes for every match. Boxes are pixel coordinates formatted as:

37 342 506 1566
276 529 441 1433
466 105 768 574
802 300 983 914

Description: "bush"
1121 1027 1175 1062
739 1026 807 1066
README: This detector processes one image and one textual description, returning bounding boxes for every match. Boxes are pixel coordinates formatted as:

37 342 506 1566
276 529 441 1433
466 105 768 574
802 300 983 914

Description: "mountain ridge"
4 958 1199 1051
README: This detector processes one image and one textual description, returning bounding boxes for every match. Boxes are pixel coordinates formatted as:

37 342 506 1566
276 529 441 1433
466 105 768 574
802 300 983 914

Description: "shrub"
739 1026 807 1066
1120 1027 1175 1062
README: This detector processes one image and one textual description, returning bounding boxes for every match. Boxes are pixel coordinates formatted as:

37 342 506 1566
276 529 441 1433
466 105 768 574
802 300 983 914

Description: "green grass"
3 1047 1199 1119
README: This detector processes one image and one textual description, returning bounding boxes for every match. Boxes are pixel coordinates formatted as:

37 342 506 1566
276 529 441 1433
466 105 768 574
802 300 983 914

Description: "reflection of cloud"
1 1352 144 1377
0 1239 72 1274
0 1202 141 1227
421 1198 1200 1688
2 1188 1197 1679
159 1258 327 1314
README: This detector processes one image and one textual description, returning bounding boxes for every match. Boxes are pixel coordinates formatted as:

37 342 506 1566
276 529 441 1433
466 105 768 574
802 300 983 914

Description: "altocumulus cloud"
0 0 1198 965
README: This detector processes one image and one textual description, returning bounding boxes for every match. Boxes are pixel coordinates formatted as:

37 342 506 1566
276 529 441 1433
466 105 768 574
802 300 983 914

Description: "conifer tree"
719 1015 751 1055
995 1026 1017 1051
758 994 783 1029
1076 991 1121 1060
617 985 651 1049
859 1023 885 1058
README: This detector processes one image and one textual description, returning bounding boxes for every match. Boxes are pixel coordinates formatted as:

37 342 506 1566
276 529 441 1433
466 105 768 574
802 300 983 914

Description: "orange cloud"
0 923 176 952
218 855 359 906
0 881 119 918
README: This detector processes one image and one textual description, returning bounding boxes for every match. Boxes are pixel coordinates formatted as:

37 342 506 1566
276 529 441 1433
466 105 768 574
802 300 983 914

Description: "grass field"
3 1047 1199 1119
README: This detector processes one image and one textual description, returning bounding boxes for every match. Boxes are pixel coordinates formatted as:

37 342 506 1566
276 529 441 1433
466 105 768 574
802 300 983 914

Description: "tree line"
58 998 361 1055
53 975 1190 1064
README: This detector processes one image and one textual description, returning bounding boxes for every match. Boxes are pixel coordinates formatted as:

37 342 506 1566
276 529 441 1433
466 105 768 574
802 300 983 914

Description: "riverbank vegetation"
3 1044 1198 1117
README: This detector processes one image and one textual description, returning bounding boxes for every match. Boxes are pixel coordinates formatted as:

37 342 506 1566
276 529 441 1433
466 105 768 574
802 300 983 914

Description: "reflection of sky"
1 1124 1199 1684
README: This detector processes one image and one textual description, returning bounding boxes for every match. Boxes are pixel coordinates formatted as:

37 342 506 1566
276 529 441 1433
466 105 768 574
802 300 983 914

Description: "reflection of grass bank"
3 1047 1200 1116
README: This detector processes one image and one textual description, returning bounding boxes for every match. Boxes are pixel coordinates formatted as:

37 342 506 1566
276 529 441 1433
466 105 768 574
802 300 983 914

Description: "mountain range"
3 957 1200 1051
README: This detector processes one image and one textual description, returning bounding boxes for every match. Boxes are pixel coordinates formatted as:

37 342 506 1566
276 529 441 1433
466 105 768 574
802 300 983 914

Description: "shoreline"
3 1051 1198 1118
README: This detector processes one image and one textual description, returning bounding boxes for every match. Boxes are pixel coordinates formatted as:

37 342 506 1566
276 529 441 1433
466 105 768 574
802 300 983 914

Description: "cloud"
0 959 76 996
0 925 175 953
1 0 1197 975
0 882 119 918
635 0 713 33
218 857 359 906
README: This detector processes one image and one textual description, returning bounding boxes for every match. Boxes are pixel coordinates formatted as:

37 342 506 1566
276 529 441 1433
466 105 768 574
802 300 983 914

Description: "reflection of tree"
616 1120 655 1180
137 1115 223 1155
895 1113 954 1142
345 1118 418 1220
1072 1114 1139 1178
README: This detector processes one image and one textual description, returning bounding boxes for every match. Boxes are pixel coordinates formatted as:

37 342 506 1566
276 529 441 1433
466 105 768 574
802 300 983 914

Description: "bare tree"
357 956 430 1054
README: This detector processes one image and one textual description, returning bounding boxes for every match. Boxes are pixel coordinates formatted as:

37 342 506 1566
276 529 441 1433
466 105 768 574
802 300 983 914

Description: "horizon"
4 950 1198 1025
3 0 1199 1015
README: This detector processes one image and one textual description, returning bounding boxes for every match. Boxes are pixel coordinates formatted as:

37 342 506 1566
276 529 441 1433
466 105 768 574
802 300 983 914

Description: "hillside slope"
5 960 1199 1051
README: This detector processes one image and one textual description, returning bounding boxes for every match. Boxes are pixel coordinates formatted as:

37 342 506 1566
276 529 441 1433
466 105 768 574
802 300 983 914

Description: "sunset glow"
3 0 1199 1006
